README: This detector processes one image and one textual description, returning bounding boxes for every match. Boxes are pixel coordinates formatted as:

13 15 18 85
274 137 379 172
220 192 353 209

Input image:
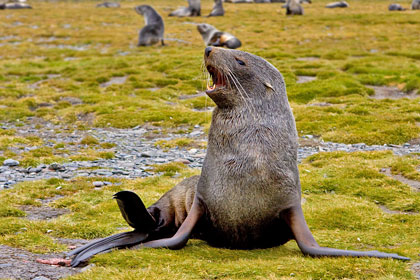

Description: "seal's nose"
205 47 212 57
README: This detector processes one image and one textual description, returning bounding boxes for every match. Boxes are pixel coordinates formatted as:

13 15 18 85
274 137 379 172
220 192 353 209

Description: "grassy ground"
0 152 419 279
0 0 419 279
0 0 419 145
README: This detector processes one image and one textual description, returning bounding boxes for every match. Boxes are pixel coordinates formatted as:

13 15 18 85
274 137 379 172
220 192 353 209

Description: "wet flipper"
68 191 158 267
68 230 149 267
113 191 156 230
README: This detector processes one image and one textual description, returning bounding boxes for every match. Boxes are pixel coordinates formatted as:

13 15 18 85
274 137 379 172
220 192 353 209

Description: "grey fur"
209 0 224 16
197 24 241 49
96 2 120 8
325 1 348 8
388 3 405 11
135 5 165 46
169 0 200 17
412 0 419 9
285 0 303 15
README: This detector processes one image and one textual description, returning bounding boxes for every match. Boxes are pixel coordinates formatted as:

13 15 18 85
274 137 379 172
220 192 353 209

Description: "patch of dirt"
178 91 206 100
378 205 417 215
381 168 420 192
100 76 127 88
296 57 320 61
298 137 322 147
297 76 317 84
308 102 332 107
0 245 81 280
19 205 69 220
412 262 420 280
367 85 419 100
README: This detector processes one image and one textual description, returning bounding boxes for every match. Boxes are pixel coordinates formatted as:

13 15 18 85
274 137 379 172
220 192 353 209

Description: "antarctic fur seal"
411 0 419 9
325 1 348 8
197 23 241 49
169 0 200 17
285 0 303 15
388 3 405 11
68 47 409 267
134 5 165 46
0 2 31 9
223 0 252 3
96 2 120 8
208 0 224 16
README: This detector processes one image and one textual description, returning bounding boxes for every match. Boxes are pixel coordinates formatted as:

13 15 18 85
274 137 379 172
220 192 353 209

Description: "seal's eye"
235 58 245 66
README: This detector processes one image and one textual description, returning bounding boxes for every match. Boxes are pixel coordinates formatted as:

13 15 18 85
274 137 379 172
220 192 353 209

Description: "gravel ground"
1 120 420 190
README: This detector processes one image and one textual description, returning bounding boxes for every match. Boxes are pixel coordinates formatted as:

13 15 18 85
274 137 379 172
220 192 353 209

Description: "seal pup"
96 2 120 8
325 1 348 8
134 5 165 46
197 23 241 49
411 0 419 9
208 0 224 16
169 0 200 17
68 47 409 267
388 3 405 11
0 1 31 9
285 0 303 15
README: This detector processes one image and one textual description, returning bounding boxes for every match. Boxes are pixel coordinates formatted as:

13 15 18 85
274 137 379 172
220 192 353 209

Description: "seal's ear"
264 81 274 91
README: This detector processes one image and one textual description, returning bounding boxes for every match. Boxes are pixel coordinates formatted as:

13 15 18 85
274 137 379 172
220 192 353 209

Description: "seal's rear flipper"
113 191 157 230
68 230 149 267
68 191 157 267
284 206 410 261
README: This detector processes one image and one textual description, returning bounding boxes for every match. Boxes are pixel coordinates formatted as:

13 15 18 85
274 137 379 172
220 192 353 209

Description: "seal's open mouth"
206 65 226 93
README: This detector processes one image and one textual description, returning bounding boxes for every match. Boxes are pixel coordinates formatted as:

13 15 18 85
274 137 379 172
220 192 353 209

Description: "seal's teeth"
207 84 216 91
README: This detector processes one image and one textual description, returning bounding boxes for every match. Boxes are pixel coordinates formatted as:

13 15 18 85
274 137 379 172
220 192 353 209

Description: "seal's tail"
68 191 157 267
68 230 149 267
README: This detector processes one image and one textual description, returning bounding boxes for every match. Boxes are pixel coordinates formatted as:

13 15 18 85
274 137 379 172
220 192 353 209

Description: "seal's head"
197 23 215 35
135 4 149 14
197 23 219 43
204 47 286 109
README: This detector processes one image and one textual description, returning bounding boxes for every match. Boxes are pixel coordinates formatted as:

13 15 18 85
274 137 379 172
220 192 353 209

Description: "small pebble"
32 276 51 280
93 181 104 187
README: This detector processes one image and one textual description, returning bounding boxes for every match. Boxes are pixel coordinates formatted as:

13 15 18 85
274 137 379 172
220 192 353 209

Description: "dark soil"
0 244 83 280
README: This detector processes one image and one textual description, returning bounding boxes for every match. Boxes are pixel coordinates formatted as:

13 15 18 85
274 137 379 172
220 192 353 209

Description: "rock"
49 163 65 171
3 159 19 167
140 152 152 158
188 149 198 154
32 277 51 280
28 167 42 173
190 131 202 137
93 181 104 187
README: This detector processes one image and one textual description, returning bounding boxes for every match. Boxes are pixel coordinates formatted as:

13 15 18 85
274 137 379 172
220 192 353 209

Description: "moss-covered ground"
0 0 419 279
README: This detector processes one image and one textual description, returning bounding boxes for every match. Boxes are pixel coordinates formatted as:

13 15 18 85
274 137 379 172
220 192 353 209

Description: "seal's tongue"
206 66 225 92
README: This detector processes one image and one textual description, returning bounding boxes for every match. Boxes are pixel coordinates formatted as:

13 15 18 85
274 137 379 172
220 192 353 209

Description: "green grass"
0 152 418 279
0 0 419 144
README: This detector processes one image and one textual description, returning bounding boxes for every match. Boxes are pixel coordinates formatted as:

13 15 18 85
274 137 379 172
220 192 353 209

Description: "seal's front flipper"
68 230 149 267
113 191 157 230
284 206 410 261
